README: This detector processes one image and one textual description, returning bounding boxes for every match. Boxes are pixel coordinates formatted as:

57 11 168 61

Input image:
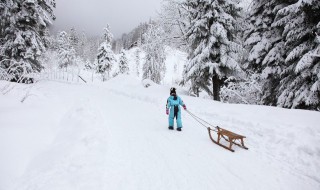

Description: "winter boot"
168 126 174 130
177 128 182 131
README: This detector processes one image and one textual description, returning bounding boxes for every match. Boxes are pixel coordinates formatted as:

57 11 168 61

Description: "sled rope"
185 110 218 132
186 110 232 141
186 110 232 142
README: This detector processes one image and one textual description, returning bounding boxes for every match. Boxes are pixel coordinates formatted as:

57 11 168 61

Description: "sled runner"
207 127 248 152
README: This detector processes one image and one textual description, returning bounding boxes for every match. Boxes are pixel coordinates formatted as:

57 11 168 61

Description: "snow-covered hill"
1 75 320 190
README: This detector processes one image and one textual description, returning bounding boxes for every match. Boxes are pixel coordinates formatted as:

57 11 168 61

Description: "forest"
0 0 319 110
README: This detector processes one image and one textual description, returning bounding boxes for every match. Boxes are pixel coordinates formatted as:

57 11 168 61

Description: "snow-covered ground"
1 74 320 190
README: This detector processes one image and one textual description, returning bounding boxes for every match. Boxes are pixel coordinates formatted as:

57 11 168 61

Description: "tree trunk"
212 75 221 101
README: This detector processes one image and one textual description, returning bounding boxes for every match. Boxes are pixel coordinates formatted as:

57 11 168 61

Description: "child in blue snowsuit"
166 87 186 131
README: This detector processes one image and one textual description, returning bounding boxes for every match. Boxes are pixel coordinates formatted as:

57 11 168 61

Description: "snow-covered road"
1 76 320 190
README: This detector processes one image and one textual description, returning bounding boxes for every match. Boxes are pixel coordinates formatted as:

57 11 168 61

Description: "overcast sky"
51 0 163 38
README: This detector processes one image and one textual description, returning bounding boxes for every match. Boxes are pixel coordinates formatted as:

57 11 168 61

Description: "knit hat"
170 87 176 95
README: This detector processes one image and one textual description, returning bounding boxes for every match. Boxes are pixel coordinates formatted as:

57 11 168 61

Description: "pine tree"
183 0 243 100
244 0 320 110
0 0 55 82
142 24 166 84
96 25 116 81
244 0 287 105
275 0 320 110
69 28 79 49
119 49 129 74
57 31 76 69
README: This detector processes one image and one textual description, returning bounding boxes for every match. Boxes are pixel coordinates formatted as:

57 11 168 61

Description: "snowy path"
1 77 320 190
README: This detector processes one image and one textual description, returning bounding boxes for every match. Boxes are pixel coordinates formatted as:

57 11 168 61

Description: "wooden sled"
207 127 248 152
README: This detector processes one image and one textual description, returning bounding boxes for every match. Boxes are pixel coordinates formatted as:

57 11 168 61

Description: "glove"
166 109 169 115
183 105 187 110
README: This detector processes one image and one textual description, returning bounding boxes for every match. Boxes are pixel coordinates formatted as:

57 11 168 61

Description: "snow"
1 73 320 190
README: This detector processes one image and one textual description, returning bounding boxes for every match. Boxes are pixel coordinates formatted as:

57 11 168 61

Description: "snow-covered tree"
84 59 92 70
78 31 87 58
158 0 189 50
244 0 286 105
244 0 320 110
220 74 262 104
57 31 76 69
85 36 100 63
135 49 141 77
119 49 129 74
0 0 55 82
275 0 320 110
69 28 79 49
96 25 116 81
142 24 166 84
183 0 243 100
